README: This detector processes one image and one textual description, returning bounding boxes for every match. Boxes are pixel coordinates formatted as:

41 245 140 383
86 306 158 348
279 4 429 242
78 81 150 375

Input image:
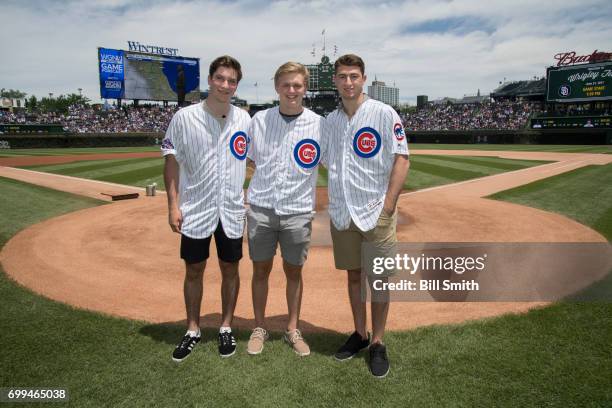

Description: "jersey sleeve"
246 115 256 161
387 108 409 156
161 111 182 157
319 116 329 168
247 112 265 162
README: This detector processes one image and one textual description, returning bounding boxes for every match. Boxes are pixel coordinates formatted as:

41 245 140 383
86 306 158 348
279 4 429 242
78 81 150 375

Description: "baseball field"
0 144 610 406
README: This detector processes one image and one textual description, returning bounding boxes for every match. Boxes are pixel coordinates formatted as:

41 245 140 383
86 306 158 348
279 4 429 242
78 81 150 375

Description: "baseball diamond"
0 149 609 332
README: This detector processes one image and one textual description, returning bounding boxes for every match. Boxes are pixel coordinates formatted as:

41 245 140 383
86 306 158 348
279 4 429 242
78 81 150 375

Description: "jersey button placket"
217 134 225 219
276 150 288 210
341 119 353 227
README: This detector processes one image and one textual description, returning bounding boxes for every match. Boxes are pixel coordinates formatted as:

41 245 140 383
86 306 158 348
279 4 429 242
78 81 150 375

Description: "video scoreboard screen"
546 61 612 103
98 47 200 102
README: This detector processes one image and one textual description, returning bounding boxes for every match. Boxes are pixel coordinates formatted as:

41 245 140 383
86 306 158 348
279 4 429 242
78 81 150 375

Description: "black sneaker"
218 331 236 357
369 343 390 378
334 331 370 361
172 333 201 362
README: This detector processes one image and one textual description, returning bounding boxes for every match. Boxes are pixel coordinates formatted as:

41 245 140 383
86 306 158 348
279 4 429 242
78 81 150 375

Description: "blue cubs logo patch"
393 123 405 141
353 127 381 158
161 138 175 150
293 139 320 169
229 131 248 160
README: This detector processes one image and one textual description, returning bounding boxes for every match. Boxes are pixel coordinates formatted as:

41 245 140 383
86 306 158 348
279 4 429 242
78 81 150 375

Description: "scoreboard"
546 61 612 103
98 47 200 102
306 56 335 92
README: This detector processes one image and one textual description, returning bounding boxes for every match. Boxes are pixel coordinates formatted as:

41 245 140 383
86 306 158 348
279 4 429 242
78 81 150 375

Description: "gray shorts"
247 204 313 266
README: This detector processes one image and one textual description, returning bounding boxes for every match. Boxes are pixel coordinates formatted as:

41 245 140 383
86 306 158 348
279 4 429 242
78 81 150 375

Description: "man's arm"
383 154 410 215
164 154 182 233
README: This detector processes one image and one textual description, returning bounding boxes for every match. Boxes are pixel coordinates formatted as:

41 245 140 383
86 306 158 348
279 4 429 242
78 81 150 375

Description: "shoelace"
288 329 303 343
251 327 267 340
179 335 197 349
220 332 235 346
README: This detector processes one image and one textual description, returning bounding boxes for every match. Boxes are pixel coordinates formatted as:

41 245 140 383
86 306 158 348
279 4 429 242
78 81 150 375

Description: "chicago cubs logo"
353 127 381 158
558 85 571 97
393 123 405 141
293 139 320 169
229 131 248 160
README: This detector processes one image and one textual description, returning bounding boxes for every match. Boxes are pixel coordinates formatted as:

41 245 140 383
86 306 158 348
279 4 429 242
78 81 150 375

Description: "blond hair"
274 61 310 86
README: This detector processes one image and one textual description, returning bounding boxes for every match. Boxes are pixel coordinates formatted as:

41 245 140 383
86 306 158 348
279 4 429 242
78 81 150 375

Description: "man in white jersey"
245 62 324 357
162 55 251 361
325 54 410 377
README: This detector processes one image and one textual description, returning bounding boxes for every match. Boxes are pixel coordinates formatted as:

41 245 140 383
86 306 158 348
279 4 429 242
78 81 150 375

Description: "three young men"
163 54 409 378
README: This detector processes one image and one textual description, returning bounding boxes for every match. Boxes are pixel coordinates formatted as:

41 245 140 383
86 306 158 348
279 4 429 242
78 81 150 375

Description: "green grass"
22 157 166 190
490 164 612 241
490 164 612 301
410 144 612 154
21 155 550 193
1 172 611 405
405 155 550 191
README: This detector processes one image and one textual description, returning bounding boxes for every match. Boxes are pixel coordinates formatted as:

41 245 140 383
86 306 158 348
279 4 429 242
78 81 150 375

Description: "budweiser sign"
554 50 612 66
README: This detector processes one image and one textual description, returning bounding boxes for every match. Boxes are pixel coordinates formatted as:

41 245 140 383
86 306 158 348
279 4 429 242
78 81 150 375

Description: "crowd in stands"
0 104 177 133
1 99 542 132
402 100 541 131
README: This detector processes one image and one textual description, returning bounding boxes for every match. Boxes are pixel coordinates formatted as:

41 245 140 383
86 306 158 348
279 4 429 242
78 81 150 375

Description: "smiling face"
207 66 239 104
334 64 367 101
275 72 306 113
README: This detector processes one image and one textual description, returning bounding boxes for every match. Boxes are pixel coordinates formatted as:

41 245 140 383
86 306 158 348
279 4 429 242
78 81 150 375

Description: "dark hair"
334 54 365 75
209 55 242 82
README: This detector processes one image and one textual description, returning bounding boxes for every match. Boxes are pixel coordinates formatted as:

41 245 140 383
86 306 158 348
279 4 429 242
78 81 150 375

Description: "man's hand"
168 206 182 233
383 154 410 215
164 154 182 233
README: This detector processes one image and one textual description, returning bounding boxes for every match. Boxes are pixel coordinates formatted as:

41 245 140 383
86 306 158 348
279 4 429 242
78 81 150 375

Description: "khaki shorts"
330 209 397 271
247 205 313 266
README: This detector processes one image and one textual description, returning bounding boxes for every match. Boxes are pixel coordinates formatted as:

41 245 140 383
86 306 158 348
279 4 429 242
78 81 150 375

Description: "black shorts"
180 222 243 264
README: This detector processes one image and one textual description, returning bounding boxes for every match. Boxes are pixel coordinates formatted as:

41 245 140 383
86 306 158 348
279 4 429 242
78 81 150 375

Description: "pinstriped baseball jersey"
247 107 325 215
161 102 251 239
325 97 409 232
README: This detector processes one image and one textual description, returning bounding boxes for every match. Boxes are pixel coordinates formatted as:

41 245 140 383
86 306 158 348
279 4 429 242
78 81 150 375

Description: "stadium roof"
491 78 545 98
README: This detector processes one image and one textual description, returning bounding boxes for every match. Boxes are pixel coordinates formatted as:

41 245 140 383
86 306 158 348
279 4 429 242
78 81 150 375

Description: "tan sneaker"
247 327 269 355
284 329 310 357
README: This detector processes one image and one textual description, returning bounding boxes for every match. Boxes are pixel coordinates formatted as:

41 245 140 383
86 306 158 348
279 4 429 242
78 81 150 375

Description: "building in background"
367 78 399 107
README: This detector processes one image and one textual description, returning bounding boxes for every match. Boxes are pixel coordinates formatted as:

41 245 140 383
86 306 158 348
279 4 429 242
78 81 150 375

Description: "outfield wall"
407 129 611 145
0 133 160 149
0 129 610 149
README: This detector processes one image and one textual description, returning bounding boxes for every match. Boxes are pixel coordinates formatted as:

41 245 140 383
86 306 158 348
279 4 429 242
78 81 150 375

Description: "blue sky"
1 0 611 105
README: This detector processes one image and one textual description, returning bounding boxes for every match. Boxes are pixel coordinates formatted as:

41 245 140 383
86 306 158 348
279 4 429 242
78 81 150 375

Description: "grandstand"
490 78 546 101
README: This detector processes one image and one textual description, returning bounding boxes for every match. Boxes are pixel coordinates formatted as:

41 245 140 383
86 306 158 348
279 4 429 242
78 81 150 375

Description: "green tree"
0 88 27 99
25 95 38 111
38 93 90 114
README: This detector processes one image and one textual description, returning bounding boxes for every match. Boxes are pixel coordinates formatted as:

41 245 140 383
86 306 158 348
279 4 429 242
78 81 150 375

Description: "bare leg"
252 259 274 328
371 300 389 345
347 269 367 339
184 261 206 332
219 259 240 328
283 260 303 331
